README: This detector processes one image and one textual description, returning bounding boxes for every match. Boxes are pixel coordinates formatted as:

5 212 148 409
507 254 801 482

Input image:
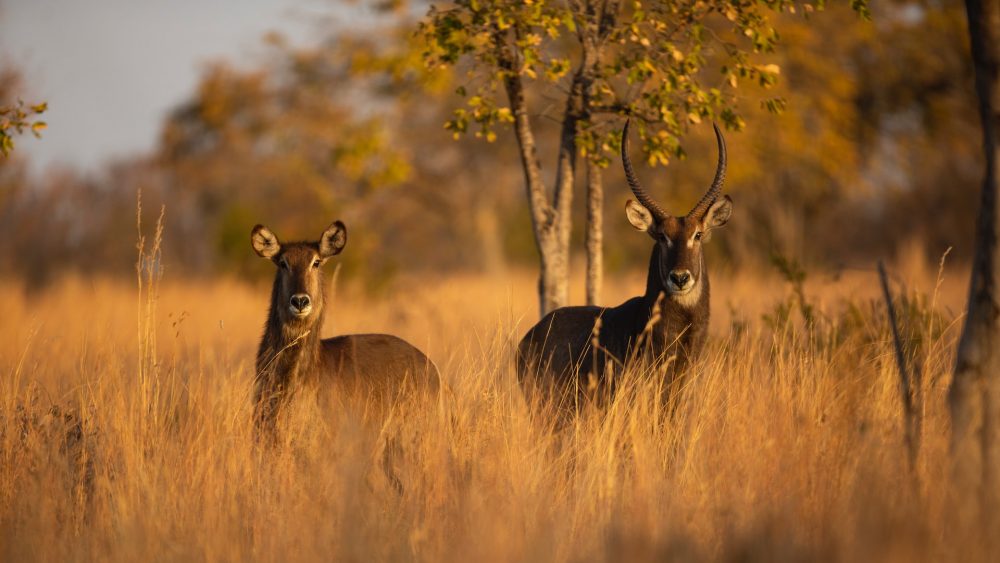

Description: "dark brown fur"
250 221 438 431
517 121 732 404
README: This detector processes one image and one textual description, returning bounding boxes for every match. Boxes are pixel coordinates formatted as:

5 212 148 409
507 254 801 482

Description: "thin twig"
877 260 918 475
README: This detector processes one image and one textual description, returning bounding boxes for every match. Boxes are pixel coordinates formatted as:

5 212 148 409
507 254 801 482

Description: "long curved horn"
688 122 727 218
621 118 668 218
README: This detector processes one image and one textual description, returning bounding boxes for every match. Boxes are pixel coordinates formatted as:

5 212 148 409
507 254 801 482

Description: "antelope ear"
703 195 733 230
625 200 655 233
251 225 280 259
319 220 347 257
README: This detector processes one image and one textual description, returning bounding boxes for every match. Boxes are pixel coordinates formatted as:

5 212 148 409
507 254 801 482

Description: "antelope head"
251 221 347 328
621 119 733 307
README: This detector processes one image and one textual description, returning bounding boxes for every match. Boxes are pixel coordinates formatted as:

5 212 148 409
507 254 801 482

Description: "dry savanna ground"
0 245 987 562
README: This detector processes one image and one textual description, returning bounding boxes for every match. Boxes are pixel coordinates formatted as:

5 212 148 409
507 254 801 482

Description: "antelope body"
251 221 438 429
517 120 733 401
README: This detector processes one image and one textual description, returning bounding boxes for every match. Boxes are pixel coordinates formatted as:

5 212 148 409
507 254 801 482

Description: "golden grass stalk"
0 243 986 561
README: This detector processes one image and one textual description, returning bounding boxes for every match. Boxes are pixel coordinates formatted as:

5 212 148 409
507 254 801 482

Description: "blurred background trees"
0 0 981 297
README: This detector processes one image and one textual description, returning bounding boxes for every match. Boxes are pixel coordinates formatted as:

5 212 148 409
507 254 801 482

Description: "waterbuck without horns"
517 120 733 403
251 220 439 431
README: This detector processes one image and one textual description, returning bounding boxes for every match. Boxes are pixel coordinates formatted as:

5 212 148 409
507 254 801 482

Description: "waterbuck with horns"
517 119 733 402
251 220 439 431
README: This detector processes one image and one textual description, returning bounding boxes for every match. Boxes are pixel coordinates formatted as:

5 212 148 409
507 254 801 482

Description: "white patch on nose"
288 305 312 318
669 280 702 308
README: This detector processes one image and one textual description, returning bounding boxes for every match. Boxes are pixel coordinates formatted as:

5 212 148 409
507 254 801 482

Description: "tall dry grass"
0 242 986 561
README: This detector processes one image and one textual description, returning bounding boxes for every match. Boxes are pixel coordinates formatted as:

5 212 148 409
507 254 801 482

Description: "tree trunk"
497 29 572 317
542 73 584 316
951 0 1000 519
494 7 614 317
585 157 603 305
577 1 609 307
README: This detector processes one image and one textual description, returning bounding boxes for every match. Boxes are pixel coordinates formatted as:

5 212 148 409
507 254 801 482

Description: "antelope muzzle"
289 293 312 318
668 269 693 293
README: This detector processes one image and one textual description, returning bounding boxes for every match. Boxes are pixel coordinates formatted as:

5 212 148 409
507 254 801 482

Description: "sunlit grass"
0 253 982 561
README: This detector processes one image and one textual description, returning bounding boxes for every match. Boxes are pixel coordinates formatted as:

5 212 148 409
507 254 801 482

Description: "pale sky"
0 0 342 175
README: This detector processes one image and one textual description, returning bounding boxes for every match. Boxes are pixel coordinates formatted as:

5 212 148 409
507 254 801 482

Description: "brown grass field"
0 242 988 561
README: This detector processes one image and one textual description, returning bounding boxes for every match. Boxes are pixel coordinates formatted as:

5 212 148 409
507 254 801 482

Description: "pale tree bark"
548 72 585 312
578 0 617 306
495 28 572 317
951 0 1000 523
585 157 603 305
493 1 619 317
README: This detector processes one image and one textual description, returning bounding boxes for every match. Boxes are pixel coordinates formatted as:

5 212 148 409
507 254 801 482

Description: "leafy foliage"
0 100 46 157
421 0 869 167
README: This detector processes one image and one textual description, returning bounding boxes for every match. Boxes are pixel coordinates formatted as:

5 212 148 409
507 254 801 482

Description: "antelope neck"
259 281 326 384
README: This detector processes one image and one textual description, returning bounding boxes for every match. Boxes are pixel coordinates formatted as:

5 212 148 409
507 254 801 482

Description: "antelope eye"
279 259 288 270
694 232 703 241
312 259 322 268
